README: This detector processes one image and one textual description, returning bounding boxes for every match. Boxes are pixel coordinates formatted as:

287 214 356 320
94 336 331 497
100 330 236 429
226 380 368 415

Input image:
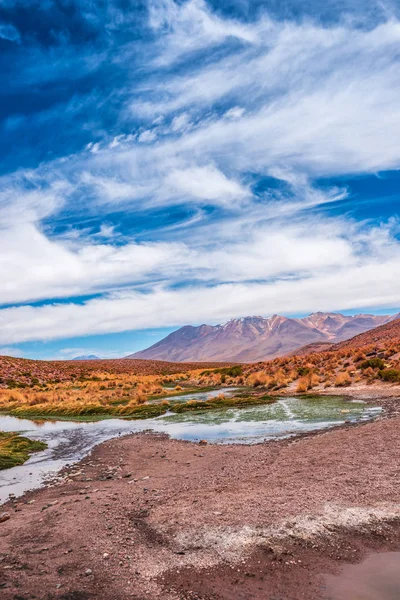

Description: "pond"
324 551 400 599
0 394 381 504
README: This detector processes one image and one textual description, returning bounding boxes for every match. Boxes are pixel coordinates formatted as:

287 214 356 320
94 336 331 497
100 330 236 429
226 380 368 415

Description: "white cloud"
149 0 258 65
1 250 400 345
164 164 249 205
224 106 245 120
90 142 101 153
0 220 194 304
5 16 400 218
96 224 116 238
138 129 158 143
0 200 400 324
170 112 191 132
127 19 400 176
2 4 400 345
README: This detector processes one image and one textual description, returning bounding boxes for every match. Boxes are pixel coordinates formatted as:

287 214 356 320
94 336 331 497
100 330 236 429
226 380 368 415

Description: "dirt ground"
1 396 400 600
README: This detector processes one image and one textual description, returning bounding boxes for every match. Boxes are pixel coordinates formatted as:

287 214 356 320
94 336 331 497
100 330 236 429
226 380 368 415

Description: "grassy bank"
0 432 47 470
172 393 275 413
0 392 275 422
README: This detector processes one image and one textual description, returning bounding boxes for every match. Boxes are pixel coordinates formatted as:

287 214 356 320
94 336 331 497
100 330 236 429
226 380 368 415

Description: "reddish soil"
336 318 400 349
1 407 400 599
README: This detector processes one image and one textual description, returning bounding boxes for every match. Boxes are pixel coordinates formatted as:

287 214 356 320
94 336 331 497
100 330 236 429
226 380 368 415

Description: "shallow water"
0 395 381 503
150 386 239 403
325 552 400 599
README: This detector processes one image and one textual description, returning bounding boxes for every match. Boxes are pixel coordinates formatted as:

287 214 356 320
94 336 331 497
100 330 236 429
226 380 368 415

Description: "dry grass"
334 372 352 387
0 336 400 418
242 341 400 393
0 370 209 417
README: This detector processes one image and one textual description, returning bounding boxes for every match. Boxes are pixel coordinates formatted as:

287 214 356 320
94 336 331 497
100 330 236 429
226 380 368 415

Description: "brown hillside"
0 356 233 388
335 318 400 350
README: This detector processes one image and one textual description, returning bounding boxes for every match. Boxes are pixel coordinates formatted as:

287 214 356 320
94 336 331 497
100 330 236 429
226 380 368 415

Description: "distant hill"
129 312 400 363
71 355 101 361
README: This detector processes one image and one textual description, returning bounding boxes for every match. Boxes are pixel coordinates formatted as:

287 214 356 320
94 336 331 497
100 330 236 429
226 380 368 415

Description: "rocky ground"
280 380 400 405
0 397 400 600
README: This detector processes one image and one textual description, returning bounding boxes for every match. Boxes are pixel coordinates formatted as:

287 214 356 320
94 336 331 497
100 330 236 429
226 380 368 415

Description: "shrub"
334 372 352 387
297 367 310 377
208 365 243 378
360 358 385 370
296 376 310 392
379 369 400 383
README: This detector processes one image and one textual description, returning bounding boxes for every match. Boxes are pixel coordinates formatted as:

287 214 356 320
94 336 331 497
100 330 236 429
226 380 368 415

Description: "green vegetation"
360 358 385 370
297 367 310 376
200 366 243 378
171 393 274 413
378 369 400 382
2 402 168 420
0 432 47 470
147 385 217 401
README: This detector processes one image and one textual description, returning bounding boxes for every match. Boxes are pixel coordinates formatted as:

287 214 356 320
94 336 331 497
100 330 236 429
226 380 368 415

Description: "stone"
85 569 92 576
0 513 10 523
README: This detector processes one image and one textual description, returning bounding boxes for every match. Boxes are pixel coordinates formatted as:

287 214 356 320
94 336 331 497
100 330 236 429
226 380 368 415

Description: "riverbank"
0 432 46 470
0 389 271 421
1 403 399 599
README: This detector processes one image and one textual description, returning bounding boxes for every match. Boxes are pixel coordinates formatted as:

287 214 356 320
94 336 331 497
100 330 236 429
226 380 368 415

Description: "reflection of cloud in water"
0 396 381 504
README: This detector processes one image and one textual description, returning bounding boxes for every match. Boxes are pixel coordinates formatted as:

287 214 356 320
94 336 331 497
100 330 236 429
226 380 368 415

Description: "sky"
1 0 400 360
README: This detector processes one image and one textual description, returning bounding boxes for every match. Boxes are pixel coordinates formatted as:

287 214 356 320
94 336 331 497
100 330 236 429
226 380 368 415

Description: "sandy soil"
1 396 400 599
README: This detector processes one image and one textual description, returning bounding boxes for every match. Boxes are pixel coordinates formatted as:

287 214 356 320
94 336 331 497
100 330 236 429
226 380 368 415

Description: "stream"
0 392 382 504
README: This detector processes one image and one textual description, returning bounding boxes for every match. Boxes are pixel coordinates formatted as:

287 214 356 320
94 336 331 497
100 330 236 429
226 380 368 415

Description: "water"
150 387 239 403
325 552 400 599
0 395 381 504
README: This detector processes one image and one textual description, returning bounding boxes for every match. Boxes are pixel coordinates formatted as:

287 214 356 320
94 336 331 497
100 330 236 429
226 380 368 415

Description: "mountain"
128 312 400 363
71 355 101 361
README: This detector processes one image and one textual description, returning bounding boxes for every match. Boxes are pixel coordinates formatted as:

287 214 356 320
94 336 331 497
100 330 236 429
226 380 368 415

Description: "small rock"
103 553 110 560
85 569 92 576
0 512 10 523
199 439 208 446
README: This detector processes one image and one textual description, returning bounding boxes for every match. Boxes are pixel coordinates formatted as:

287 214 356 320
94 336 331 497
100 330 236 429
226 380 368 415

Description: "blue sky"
1 0 400 360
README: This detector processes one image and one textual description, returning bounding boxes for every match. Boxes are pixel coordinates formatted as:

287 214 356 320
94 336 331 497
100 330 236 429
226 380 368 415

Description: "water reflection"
325 552 400 600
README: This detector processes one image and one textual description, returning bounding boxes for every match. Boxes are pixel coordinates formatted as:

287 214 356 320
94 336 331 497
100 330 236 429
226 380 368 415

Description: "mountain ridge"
71 355 101 361
129 312 400 363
